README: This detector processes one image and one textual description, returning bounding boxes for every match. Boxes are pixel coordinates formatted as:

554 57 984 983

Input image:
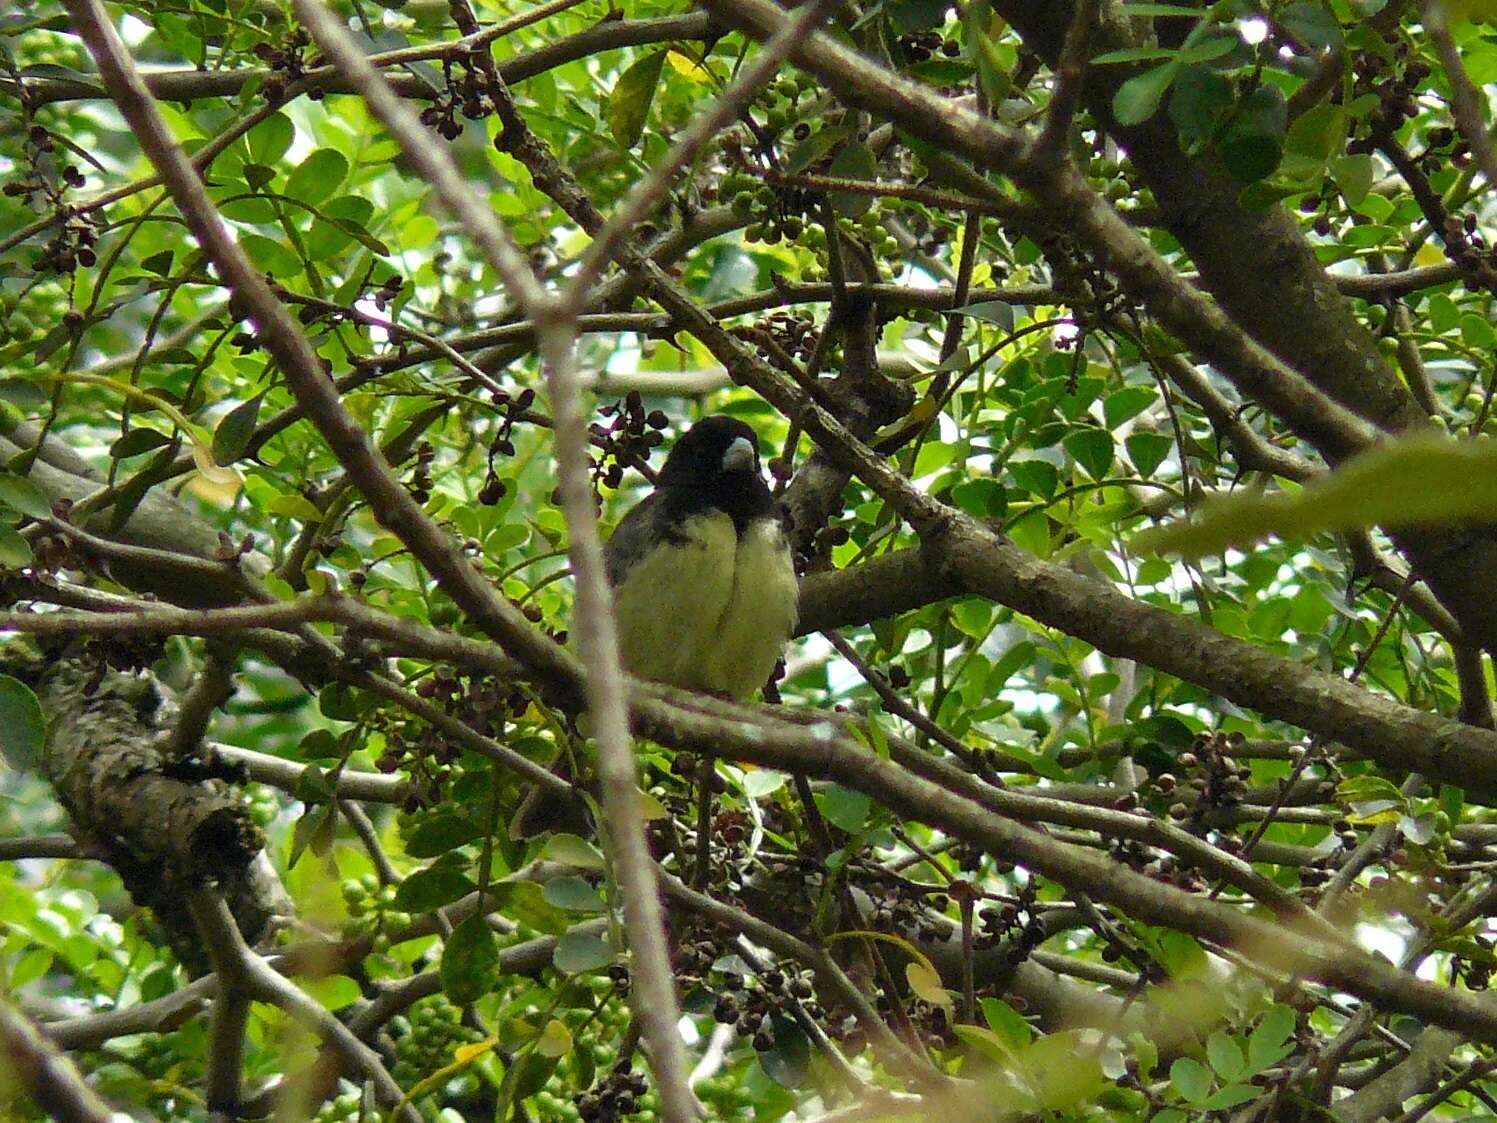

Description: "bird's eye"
721 436 757 473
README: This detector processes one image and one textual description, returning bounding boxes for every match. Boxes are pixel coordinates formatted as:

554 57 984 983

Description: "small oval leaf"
0 675 45 772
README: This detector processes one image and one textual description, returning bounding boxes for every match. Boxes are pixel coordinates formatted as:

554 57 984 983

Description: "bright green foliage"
3 1 1497 1121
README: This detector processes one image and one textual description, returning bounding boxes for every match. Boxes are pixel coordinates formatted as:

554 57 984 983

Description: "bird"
604 414 798 699
509 417 796 838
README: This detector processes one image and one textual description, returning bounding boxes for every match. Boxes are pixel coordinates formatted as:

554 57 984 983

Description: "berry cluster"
758 309 820 364
897 29 962 63
1346 43 1431 153
574 1059 650 1122
1440 213 1497 294
311 1090 367 1123
252 27 318 107
419 51 498 140
590 392 668 491
1161 731 1254 828
368 668 534 812
406 441 436 506
479 386 537 505
711 965 823 1054
390 995 486 1088
1452 937 1494 990
974 881 1049 964
3 126 100 274
368 273 406 313
722 170 814 247
340 874 413 941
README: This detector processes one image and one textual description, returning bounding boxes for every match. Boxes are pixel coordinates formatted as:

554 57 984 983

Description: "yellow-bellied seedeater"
605 415 797 699
511 417 796 838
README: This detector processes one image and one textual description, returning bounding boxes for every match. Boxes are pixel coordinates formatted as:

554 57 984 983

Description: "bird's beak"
721 436 757 474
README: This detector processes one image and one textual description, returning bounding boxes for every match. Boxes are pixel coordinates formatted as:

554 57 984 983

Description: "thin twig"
0 999 119 1123
1424 4 1497 196
568 0 840 307
1034 0 1098 159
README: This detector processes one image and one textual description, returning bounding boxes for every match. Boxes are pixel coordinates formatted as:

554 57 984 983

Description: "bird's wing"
603 492 668 588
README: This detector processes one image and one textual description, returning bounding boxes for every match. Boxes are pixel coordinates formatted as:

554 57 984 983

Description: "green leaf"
441 915 498 1004
759 1017 811 1089
289 801 336 866
981 996 1032 1048
241 163 276 191
404 812 484 858
1177 34 1238 64
109 446 176 533
1137 433 1497 557
1281 2 1343 49
1114 61 1179 126
827 141 878 217
1169 64 1233 154
544 832 607 871
0 525 33 569
489 881 572 934
302 974 360 1011
0 473 52 520
953 1023 1017 1063
1285 104 1347 163
552 927 613 973
1009 459 1059 499
284 148 349 205
964 4 1011 106
293 764 335 802
817 784 872 832
1121 2 1210 13
742 769 788 797
784 123 855 174
951 478 1008 517
1206 1031 1245 1081
140 250 174 276
987 640 1036 693
1204 1083 1260 1110
1093 46 1182 65
0 675 46 772
536 1018 572 1058
542 875 606 913
606 50 666 149
1219 85 1288 183
510 1053 560 1102
1338 775 1406 803
1018 1032 1105 1110
1126 432 1172 476
239 233 301 276
266 493 324 521
244 112 294 166
891 0 948 31
1170 1057 1212 1104
1463 312 1497 350
1104 386 1158 429
958 299 1015 330
1063 428 1113 480
111 429 172 459
298 729 340 760
904 964 952 1018
1330 153 1374 205
1131 1031 1159 1080
212 392 265 466
317 683 365 721
395 866 477 912
10 949 53 989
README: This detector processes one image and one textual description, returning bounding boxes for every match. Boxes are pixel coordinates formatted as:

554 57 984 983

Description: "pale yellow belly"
611 513 797 699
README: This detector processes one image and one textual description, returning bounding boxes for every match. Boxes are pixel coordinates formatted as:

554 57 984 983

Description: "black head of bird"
604 414 798 700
